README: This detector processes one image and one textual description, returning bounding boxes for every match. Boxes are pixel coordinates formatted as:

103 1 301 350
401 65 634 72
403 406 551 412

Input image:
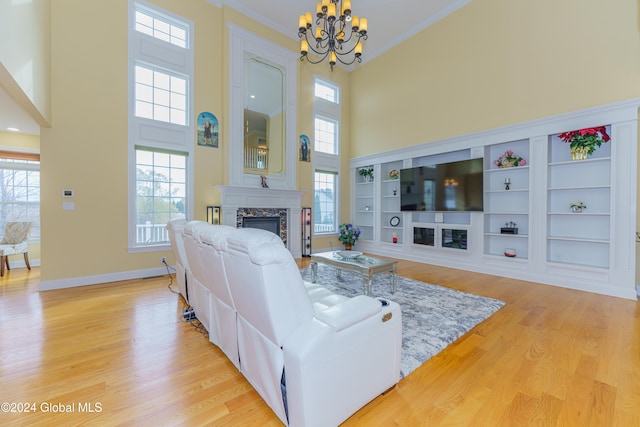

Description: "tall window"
0 155 40 240
313 171 337 233
135 148 186 245
129 2 193 251
314 116 338 155
313 77 341 235
134 66 187 125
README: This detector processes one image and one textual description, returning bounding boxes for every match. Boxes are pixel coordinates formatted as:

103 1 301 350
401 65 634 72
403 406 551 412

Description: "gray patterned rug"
300 265 505 378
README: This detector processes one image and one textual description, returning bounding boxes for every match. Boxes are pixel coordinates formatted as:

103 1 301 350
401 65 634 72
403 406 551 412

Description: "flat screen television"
400 158 484 212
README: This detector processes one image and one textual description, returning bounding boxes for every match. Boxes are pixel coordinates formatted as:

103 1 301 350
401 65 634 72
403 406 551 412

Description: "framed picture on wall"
299 134 310 162
197 112 219 148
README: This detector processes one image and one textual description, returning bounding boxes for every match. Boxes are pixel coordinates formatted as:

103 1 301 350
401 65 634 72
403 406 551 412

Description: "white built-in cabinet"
380 161 404 245
546 129 611 269
349 99 639 299
353 166 375 241
483 139 531 260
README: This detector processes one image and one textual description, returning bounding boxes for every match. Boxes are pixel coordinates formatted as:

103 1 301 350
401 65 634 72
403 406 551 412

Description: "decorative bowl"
336 251 362 259
504 248 517 257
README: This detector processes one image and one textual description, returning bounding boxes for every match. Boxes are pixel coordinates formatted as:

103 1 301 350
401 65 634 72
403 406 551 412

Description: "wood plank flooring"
0 259 639 426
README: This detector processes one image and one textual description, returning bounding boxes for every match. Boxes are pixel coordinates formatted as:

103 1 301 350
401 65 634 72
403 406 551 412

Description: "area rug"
300 265 505 378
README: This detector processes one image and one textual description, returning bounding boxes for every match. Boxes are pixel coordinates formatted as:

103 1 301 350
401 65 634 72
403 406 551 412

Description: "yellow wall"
350 0 640 157
36 0 348 281
3 0 640 284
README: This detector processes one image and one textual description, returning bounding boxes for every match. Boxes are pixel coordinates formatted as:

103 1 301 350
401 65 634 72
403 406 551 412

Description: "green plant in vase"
358 167 373 182
558 126 610 160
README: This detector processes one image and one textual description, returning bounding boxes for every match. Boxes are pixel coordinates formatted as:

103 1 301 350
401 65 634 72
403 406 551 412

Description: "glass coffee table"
310 251 398 297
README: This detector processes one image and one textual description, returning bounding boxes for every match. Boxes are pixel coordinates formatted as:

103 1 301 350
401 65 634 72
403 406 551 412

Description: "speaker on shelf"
302 207 311 257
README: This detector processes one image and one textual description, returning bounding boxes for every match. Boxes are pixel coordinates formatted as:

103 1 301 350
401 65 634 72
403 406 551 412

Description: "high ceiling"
225 0 469 63
0 0 469 137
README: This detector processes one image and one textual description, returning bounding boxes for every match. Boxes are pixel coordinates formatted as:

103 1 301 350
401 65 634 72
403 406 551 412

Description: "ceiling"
225 0 469 63
0 84 41 136
0 0 469 137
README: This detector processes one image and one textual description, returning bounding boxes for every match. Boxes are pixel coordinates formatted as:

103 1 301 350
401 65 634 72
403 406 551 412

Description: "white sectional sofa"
168 220 402 427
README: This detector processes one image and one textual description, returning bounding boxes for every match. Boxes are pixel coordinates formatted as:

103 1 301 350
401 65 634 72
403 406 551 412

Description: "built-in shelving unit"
483 139 530 259
354 166 374 241
546 129 611 269
379 161 403 245
349 99 638 299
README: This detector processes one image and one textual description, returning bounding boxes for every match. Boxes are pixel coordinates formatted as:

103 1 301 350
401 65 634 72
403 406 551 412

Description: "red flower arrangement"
557 126 610 156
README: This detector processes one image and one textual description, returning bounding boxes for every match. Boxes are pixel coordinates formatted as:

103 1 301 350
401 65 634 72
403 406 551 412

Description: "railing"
136 222 169 244
314 224 335 233
244 146 269 170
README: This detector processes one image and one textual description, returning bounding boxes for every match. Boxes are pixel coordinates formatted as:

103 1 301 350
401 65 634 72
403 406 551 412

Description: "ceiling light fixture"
298 0 368 71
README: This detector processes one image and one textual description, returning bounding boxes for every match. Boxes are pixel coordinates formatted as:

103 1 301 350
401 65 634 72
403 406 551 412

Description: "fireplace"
217 185 304 258
242 216 280 236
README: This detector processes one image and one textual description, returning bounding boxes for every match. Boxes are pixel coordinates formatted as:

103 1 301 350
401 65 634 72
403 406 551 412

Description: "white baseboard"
38 266 170 291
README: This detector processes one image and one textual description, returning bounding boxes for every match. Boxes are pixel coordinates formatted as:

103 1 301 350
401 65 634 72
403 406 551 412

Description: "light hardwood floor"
1 260 639 426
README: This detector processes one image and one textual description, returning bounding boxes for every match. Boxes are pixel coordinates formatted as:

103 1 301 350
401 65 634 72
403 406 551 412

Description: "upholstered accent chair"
166 218 190 302
0 221 34 277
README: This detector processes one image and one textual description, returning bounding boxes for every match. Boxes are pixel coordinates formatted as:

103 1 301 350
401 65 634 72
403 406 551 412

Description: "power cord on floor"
163 259 180 295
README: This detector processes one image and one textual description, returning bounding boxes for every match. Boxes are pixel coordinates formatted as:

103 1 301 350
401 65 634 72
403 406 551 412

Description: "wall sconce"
207 206 221 224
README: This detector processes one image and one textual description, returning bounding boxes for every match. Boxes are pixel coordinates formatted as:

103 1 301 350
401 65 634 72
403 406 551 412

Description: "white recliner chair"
198 224 240 369
223 227 402 427
182 220 213 332
166 218 189 302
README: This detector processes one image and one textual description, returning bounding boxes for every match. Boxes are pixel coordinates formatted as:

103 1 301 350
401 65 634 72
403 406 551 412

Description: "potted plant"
570 200 586 213
338 223 361 250
358 167 373 182
558 126 610 160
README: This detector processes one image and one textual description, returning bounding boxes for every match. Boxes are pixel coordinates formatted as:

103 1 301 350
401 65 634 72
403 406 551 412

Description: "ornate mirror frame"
228 24 297 189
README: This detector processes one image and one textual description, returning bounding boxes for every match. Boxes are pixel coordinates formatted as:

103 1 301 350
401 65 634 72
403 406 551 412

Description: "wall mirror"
229 24 297 189
244 55 285 175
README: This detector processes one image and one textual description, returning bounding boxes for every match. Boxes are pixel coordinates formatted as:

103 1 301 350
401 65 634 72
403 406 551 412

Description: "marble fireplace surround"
216 185 305 258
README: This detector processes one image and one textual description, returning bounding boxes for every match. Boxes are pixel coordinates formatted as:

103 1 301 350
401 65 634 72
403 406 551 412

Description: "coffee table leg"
311 261 317 283
391 264 397 293
364 271 373 296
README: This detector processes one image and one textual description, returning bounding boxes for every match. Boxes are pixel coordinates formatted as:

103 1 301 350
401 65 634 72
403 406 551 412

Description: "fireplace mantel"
216 185 305 257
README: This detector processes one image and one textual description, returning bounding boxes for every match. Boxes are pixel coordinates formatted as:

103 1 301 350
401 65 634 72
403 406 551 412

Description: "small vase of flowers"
338 223 361 250
558 126 610 160
570 200 586 213
495 150 527 168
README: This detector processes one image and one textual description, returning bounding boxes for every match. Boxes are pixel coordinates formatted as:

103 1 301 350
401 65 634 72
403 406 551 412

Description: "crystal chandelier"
298 0 368 71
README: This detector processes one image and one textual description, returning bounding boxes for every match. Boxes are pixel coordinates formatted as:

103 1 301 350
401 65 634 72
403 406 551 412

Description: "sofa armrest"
314 295 381 332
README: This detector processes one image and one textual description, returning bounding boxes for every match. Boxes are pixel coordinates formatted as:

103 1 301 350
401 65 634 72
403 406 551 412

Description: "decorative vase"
344 243 352 250
571 206 584 213
570 146 589 160
498 160 517 168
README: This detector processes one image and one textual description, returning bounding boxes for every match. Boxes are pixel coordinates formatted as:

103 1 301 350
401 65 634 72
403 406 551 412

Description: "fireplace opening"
242 216 281 236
